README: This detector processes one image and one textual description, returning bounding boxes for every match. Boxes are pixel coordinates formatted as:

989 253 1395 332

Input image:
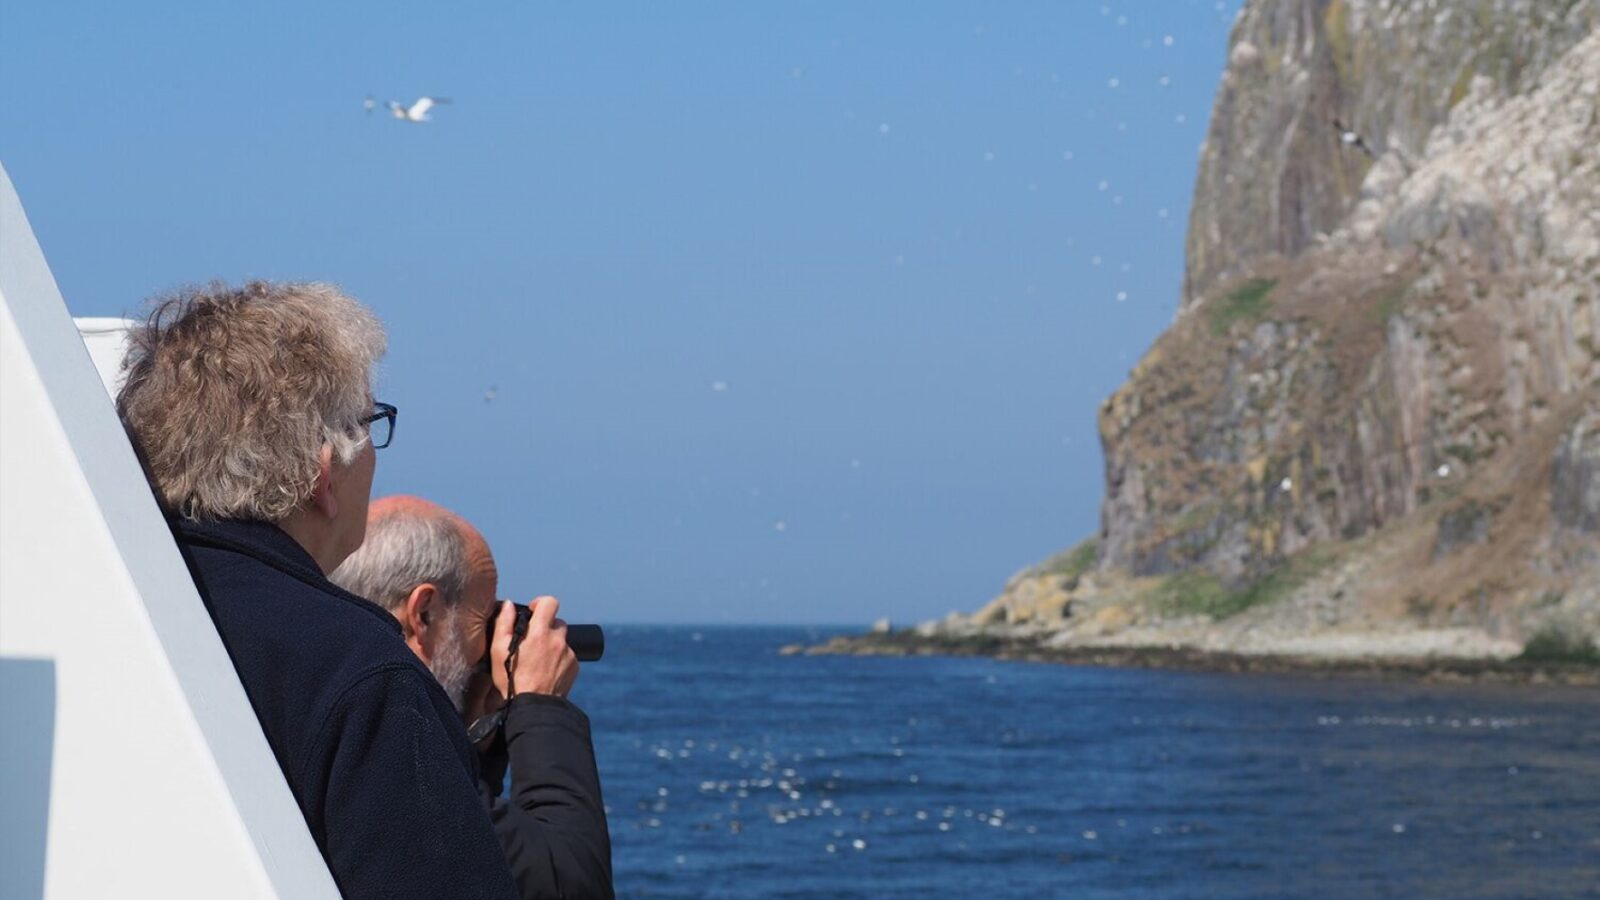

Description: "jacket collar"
174 516 402 634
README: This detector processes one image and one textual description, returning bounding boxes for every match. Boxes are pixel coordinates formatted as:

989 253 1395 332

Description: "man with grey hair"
333 502 485 707
332 496 613 898
118 281 552 899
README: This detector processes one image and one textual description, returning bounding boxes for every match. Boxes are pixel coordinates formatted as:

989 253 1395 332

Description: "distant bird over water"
377 96 450 123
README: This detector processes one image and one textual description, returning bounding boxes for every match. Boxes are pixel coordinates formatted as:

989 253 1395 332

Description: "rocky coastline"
815 3 1600 680
791 628 1600 687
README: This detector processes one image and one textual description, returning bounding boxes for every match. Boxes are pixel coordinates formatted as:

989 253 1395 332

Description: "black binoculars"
486 602 605 663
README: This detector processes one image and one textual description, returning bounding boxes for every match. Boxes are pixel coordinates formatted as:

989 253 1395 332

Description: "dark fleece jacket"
175 517 519 899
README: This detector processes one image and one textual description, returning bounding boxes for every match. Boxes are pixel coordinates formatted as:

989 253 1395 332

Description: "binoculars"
485 602 605 663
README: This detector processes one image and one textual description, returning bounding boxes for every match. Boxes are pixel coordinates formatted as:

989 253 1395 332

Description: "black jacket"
178 518 614 899
479 695 614 899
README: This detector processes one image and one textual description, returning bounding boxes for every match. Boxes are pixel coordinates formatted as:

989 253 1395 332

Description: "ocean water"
573 626 1600 899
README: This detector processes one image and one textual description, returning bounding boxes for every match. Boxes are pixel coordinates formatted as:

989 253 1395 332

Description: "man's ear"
399 583 439 654
309 444 338 520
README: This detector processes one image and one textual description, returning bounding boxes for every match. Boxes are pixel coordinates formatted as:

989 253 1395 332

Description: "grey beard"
429 611 474 713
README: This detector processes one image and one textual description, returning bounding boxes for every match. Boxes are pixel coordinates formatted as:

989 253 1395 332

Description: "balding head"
331 495 501 710
368 495 449 520
365 495 497 593
331 495 471 613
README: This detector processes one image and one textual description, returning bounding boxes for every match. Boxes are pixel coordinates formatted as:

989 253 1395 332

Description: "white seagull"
386 96 450 123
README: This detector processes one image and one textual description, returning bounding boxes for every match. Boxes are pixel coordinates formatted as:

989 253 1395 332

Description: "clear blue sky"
3 1 1241 624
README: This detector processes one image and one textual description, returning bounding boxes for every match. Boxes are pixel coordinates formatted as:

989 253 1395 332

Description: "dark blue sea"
573 626 1600 899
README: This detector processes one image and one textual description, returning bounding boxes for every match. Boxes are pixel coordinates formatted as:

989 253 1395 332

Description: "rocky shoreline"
788 630 1600 687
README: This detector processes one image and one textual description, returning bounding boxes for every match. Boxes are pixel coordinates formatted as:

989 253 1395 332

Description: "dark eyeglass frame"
361 401 398 449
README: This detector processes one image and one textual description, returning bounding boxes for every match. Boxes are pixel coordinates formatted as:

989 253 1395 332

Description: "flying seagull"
1332 118 1374 158
386 96 450 123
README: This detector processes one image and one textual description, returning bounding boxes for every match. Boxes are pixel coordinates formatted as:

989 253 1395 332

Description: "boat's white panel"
73 317 137 396
0 165 340 899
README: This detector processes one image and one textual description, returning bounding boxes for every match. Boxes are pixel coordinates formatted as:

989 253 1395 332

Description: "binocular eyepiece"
487 602 605 663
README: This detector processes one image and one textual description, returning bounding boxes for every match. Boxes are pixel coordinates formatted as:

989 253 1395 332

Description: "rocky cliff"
955 0 1600 661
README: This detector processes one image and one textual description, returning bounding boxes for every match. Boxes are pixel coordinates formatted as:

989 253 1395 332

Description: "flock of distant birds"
361 94 1379 160
369 93 1378 414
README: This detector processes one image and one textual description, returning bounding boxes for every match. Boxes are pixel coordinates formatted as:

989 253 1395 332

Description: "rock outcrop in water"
925 0 1600 662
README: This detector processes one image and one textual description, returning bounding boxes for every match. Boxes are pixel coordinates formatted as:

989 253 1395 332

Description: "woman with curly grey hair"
117 281 527 899
118 280 387 571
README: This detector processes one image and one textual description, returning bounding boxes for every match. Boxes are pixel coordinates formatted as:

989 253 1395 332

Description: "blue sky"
3 1 1241 624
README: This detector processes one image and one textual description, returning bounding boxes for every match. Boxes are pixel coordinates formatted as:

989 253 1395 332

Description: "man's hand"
489 596 579 699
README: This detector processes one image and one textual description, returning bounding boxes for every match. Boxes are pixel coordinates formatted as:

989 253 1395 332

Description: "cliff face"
966 1 1600 655
1184 0 1597 308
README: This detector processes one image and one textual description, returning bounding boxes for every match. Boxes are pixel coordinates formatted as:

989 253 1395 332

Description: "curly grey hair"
329 511 470 613
117 281 386 522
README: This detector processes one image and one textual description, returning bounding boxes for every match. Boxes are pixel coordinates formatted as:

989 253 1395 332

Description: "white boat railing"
0 163 339 899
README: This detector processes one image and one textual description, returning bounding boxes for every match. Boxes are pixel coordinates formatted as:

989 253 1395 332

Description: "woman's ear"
309 444 338 520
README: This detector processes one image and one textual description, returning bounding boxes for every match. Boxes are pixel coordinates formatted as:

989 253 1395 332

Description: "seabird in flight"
387 96 451 123
1333 118 1375 158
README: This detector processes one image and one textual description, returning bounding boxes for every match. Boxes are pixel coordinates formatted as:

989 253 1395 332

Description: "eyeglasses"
361 401 398 449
